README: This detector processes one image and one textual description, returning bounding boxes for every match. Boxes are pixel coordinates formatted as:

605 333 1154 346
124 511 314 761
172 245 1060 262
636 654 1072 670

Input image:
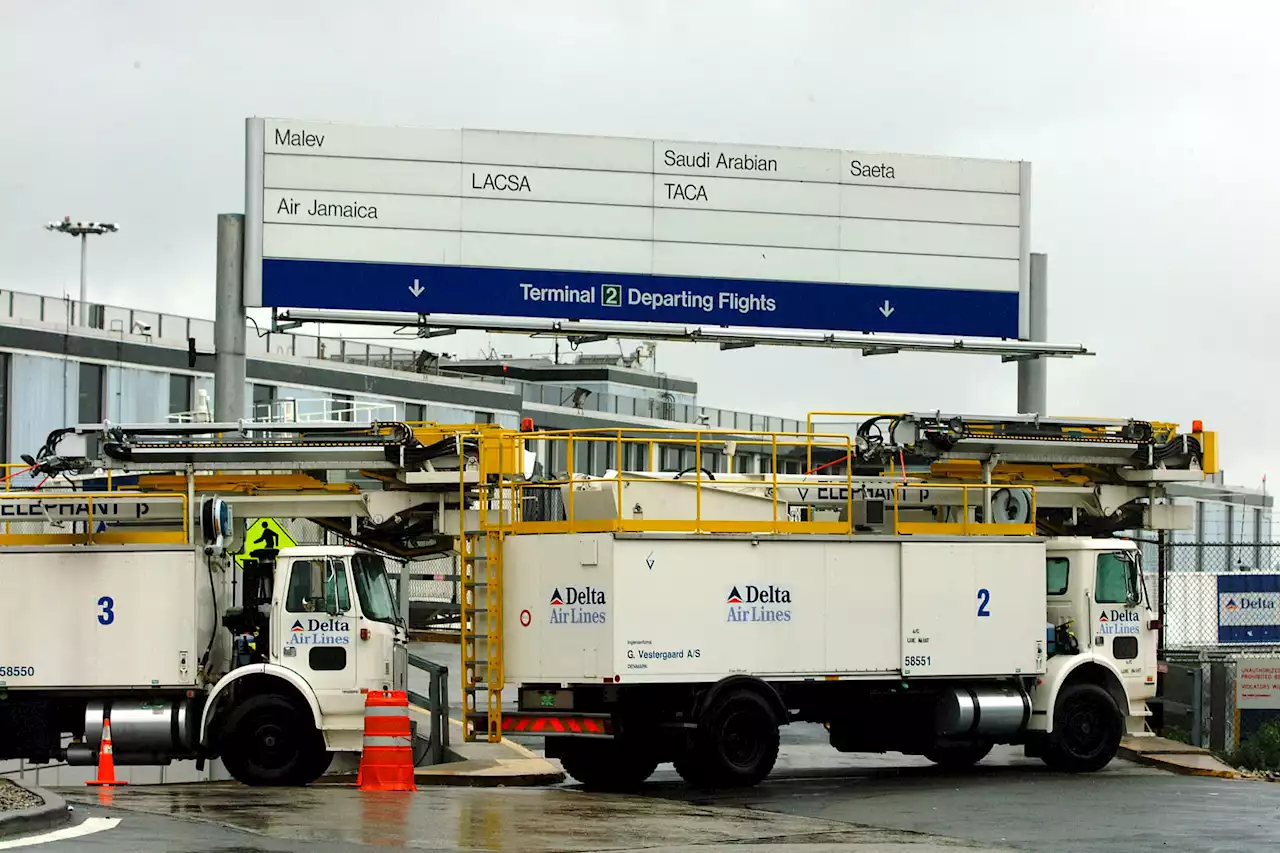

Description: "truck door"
350 552 407 692
1090 551 1148 693
277 557 362 715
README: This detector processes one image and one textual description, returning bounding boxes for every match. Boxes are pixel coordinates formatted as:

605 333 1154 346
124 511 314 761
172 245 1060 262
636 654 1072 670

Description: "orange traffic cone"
355 690 416 791
86 718 127 787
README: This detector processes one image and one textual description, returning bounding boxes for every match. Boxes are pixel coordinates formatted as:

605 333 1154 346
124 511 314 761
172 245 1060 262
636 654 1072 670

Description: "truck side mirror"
1121 552 1143 606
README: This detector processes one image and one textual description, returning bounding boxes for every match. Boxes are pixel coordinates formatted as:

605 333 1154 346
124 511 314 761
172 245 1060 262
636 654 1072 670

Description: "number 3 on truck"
97 596 115 625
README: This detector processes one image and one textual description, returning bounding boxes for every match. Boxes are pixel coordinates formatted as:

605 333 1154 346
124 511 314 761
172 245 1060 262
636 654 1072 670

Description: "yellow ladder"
460 528 504 742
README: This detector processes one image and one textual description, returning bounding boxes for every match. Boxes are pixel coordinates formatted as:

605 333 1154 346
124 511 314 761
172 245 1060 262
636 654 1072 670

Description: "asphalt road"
7 645 1275 852
10 731 1275 853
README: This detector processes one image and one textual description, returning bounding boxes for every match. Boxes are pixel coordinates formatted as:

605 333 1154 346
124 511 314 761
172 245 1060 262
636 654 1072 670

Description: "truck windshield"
352 552 400 625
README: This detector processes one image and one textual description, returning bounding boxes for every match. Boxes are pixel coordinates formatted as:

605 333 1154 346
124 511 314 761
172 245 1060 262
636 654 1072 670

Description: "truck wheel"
1042 683 1122 773
221 694 327 786
923 740 993 769
673 751 714 789
693 689 780 788
558 738 658 792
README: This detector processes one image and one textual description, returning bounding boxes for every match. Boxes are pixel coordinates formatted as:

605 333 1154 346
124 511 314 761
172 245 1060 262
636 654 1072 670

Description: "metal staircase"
460 528 506 742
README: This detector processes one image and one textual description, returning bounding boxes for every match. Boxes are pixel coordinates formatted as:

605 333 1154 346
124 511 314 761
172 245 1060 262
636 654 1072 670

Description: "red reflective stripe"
584 718 602 734
550 717 565 732
567 718 582 733
531 717 545 732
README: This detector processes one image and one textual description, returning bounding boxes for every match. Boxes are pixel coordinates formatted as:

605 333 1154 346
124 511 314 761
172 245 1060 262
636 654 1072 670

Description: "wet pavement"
18 645 1279 851
51 784 1005 852
36 740 1280 853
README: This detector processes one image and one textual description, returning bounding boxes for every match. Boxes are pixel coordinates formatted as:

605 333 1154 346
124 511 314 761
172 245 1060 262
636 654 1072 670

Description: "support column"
214 214 247 422
78 233 89 325
1017 253 1048 414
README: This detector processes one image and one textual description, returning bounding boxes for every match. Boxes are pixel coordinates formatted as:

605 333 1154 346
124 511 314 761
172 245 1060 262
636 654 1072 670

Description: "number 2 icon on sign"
976 588 991 617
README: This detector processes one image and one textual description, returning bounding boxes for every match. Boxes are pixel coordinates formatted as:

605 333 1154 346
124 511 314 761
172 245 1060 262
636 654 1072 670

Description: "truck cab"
209 545 408 784
1028 537 1157 771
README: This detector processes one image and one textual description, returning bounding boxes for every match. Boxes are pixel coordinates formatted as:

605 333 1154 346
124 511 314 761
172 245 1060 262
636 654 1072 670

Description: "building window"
333 393 353 422
168 374 193 416
0 353 8 460
78 363 105 423
405 403 426 424
252 383 276 420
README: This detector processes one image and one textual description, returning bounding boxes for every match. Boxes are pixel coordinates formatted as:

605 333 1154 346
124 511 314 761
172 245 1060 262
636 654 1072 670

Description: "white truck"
0 521 408 786
499 524 1156 790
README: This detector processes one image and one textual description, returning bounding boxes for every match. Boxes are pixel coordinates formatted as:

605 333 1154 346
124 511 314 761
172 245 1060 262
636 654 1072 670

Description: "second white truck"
499 529 1155 789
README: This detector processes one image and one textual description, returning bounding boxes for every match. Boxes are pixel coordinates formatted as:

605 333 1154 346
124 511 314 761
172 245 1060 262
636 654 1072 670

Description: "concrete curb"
0 780 73 840
320 758 565 788
1117 744 1242 779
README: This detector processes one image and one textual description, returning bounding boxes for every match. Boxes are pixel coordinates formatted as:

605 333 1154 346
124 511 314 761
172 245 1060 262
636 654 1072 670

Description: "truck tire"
1042 683 1122 773
923 740 993 769
690 689 780 788
220 694 328 786
557 738 658 792
673 752 714 788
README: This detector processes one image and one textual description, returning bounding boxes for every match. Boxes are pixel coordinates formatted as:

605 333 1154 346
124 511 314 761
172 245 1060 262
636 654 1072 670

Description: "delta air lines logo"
1226 599 1240 612
548 586 608 625
286 618 351 645
726 584 793 623
1097 609 1141 636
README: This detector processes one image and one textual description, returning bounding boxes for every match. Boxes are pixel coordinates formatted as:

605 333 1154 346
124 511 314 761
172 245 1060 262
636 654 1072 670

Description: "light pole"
45 216 119 325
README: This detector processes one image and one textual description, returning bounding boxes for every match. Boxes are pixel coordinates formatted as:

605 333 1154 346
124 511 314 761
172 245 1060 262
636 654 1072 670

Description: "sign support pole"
1017 253 1048 415
214 213 247 423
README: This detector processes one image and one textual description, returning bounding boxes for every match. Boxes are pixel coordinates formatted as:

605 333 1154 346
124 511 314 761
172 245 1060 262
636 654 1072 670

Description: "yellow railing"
891 484 1037 537
0 491 191 546
500 427 855 536
483 428 1038 538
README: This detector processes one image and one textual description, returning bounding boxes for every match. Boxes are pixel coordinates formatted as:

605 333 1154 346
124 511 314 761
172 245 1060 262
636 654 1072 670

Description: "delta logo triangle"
291 620 305 632
549 589 564 606
1098 612 1109 622
1226 599 1239 611
727 586 743 604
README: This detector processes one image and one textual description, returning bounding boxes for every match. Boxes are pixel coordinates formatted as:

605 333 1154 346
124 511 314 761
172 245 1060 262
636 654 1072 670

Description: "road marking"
0 817 120 849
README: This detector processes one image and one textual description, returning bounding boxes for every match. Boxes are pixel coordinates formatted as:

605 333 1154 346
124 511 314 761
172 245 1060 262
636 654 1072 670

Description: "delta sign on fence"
1218 575 1280 644
244 119 1031 339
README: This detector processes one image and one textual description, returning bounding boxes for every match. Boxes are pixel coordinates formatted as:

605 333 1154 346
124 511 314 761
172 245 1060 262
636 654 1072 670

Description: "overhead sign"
236 518 298 567
1217 575 1280 644
245 119 1030 338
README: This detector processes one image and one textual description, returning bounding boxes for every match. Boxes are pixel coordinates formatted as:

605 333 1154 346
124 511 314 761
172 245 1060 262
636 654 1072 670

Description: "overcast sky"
2 1 1276 496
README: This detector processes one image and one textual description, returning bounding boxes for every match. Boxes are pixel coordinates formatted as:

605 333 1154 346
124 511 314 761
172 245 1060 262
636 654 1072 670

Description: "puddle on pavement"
57 783 999 851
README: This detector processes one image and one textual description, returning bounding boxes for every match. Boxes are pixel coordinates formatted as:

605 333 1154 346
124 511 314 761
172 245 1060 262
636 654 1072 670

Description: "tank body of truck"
501 532 1155 789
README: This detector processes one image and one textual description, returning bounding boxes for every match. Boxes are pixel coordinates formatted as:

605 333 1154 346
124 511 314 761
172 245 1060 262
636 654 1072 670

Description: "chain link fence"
1140 540 1280 754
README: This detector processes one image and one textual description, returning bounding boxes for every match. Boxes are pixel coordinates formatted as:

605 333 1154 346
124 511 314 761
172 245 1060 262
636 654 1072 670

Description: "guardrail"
407 653 450 766
490 428 1038 537
0 491 190 546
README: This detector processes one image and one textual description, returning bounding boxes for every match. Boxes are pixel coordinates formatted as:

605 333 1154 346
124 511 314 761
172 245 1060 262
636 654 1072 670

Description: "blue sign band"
1217 575 1280 643
262 259 1020 338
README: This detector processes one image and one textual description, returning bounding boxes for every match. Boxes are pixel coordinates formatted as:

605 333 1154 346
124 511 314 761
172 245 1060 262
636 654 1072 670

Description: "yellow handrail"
495 427 1038 538
0 491 191 546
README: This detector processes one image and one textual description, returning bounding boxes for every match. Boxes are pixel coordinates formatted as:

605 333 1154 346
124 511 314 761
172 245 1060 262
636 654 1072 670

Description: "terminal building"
0 286 1271 534
0 288 814 488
